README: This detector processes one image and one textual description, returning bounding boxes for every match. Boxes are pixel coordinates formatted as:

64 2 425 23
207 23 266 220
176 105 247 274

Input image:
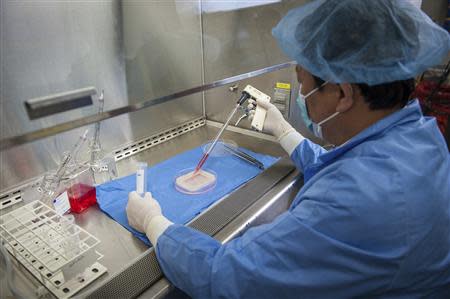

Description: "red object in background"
67 183 97 213
413 80 450 134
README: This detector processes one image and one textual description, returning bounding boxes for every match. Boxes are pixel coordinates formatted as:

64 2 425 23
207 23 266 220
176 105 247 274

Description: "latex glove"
248 98 295 140
126 191 173 246
248 99 305 156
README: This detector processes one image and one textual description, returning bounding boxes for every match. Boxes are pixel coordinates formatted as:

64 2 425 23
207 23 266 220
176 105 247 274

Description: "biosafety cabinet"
0 0 443 298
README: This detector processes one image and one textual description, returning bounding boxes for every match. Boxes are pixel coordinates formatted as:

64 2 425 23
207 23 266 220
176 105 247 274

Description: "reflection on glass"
202 0 281 13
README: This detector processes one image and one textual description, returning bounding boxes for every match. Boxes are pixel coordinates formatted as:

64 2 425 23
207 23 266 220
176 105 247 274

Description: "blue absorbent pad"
96 146 279 246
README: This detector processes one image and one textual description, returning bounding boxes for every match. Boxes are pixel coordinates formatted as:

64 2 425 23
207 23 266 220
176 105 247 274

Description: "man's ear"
336 83 354 113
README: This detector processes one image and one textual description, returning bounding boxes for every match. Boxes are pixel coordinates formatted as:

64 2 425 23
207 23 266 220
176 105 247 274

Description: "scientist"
127 0 450 297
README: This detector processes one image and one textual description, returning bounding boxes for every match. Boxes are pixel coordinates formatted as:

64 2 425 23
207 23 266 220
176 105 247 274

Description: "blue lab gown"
156 100 450 298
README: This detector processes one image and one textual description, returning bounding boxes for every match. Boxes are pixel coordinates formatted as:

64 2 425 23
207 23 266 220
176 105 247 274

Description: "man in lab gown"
127 0 450 297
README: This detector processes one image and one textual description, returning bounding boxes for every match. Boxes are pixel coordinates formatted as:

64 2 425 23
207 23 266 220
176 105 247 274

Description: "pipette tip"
194 153 209 174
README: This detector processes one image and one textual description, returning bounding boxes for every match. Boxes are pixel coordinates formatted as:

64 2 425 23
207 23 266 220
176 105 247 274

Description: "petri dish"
174 168 217 195
201 139 238 157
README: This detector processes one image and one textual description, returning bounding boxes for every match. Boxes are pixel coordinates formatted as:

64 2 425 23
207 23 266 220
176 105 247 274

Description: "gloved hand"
248 98 295 140
126 191 173 246
126 191 161 232
248 98 305 156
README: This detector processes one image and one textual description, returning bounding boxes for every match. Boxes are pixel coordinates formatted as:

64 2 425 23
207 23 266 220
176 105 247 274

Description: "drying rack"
0 200 107 298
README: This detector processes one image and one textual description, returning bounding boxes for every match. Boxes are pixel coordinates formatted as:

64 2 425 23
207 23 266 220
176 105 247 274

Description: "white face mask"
296 81 339 139
311 110 340 140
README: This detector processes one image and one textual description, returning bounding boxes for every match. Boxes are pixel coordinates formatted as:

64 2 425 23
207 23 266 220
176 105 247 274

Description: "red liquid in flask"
67 183 97 213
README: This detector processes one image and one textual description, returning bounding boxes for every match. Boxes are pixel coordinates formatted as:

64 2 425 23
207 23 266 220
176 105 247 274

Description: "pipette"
39 129 89 205
194 91 251 173
223 144 265 170
55 129 90 182
90 90 105 168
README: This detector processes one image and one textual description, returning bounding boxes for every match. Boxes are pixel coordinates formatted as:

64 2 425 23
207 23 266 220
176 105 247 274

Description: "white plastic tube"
136 162 148 197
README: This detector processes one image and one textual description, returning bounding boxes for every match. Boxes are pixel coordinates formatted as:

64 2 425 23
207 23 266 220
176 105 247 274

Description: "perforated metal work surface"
113 118 205 162
85 250 163 299
85 158 295 299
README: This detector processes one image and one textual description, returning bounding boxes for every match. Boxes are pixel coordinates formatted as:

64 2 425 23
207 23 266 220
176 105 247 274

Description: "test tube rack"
0 200 107 298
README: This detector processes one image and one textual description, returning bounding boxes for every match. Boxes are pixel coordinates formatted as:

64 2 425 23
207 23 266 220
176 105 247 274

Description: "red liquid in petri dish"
67 183 97 213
